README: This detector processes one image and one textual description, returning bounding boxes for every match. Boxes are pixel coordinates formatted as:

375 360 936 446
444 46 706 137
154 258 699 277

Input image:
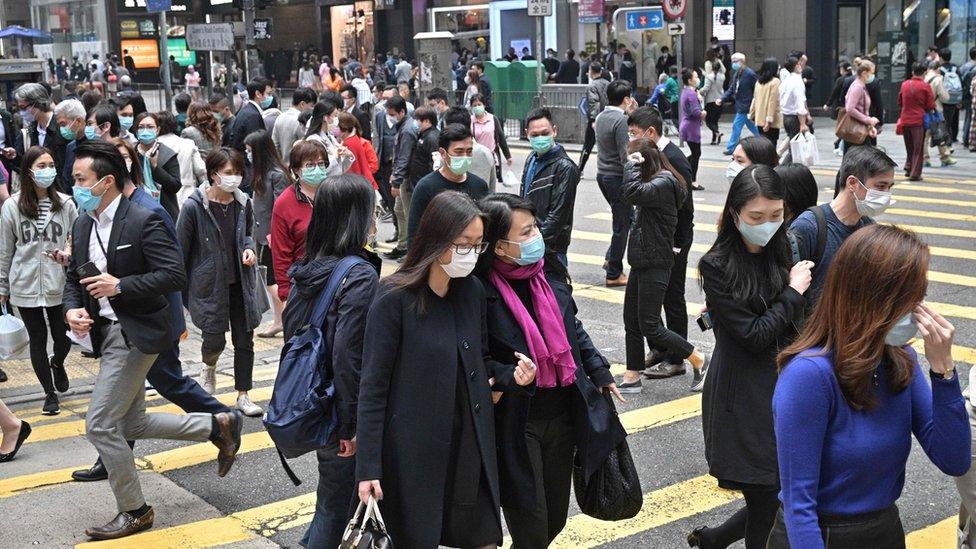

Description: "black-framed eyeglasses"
451 242 489 255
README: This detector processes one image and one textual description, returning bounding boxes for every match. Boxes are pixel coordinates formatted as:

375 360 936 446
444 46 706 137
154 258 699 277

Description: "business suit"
64 196 213 513
228 102 264 152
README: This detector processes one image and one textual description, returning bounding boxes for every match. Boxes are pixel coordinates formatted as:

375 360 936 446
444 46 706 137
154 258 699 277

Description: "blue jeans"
301 444 357 549
725 112 760 154
596 174 633 280
147 343 230 415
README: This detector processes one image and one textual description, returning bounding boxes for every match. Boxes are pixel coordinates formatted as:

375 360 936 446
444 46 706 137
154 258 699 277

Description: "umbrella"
0 26 47 39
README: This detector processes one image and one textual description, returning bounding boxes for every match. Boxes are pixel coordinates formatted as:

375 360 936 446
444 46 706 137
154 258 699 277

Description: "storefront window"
430 6 490 61
330 2 374 64
34 0 100 42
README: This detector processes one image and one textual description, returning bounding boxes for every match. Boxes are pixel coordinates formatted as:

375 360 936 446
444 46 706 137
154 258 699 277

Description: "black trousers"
376 161 396 228
579 120 596 172
705 103 723 136
760 127 780 146
201 283 255 391
945 103 960 143
624 267 694 372
660 244 690 365
18 304 71 394
766 505 905 549
686 142 701 182
503 408 576 548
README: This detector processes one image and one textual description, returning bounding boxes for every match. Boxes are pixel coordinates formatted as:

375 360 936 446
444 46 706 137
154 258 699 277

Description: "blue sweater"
773 348 970 549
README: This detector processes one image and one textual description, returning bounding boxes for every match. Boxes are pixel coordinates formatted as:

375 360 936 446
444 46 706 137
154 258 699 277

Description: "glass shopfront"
330 2 375 65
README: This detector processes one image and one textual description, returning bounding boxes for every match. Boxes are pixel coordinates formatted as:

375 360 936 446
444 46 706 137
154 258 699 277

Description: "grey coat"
251 167 289 246
176 183 261 333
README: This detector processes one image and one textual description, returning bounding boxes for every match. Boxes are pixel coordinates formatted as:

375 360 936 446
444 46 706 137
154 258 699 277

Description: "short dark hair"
606 80 631 106
174 92 191 113
89 103 121 137
427 87 448 104
775 163 819 222
680 67 697 85
246 77 271 100
912 62 927 76
292 86 317 106
122 94 147 117
627 106 662 135
386 95 407 114
438 123 471 150
154 110 178 135
940 48 952 63
839 145 896 188
205 147 246 183
74 139 128 190
471 60 485 72
444 106 471 126
208 93 230 109
783 56 799 73
525 107 553 127
414 106 438 127
306 173 376 259
969 46 976 61
566 49 575 60
589 62 603 75
339 84 357 97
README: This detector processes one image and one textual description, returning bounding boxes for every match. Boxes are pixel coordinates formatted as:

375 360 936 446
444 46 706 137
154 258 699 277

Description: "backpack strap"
308 255 368 329
808 205 828 267
276 447 303 486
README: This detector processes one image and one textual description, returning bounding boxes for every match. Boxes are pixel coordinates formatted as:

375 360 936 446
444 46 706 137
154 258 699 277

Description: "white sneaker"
236 394 264 417
200 365 217 394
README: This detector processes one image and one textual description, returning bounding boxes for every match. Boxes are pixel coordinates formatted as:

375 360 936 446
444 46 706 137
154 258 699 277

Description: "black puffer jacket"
621 161 686 270
519 145 580 257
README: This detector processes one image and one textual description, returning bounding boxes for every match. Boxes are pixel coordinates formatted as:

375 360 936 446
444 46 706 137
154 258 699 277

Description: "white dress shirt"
779 72 808 116
88 194 122 322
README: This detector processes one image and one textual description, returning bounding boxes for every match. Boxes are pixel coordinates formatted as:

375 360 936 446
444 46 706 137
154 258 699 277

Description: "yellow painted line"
698 160 976 187
620 395 702 433
889 183 976 196
906 516 956 548
816 186 976 209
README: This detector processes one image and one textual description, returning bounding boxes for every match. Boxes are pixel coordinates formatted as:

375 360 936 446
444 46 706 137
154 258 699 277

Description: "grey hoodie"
0 192 78 308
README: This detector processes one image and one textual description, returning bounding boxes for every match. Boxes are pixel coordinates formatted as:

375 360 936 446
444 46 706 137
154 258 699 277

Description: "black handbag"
572 390 643 520
339 497 393 549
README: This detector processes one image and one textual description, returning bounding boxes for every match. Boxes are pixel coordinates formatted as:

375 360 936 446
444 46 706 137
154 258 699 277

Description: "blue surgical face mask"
33 167 57 188
301 165 327 186
137 128 157 145
504 233 545 266
885 313 918 346
84 125 99 140
866 74 876 84
73 177 108 213
260 95 274 109
119 115 133 131
60 124 77 141
732 62 741 72
736 216 783 248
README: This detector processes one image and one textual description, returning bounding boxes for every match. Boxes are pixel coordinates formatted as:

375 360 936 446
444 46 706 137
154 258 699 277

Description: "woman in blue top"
770 224 969 549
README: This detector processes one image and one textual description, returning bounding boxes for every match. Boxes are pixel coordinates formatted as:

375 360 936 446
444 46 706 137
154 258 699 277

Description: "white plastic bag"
502 168 520 188
789 131 820 167
0 303 28 359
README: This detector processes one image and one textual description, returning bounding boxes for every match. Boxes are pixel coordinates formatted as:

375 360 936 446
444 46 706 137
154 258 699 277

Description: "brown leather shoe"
212 411 243 477
644 349 666 369
606 273 628 287
85 508 155 540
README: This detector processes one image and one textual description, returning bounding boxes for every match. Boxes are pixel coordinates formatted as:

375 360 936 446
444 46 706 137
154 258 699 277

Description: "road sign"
185 23 235 51
662 0 688 20
624 8 664 31
668 22 685 36
528 0 552 17
578 0 604 24
145 0 171 12
254 18 272 40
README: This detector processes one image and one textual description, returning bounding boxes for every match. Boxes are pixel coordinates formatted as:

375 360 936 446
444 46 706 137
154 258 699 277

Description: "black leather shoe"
0 421 31 462
0 367 7 382
643 363 687 379
85 508 155 540
42 392 60 415
383 248 406 260
687 526 706 547
72 459 108 482
644 349 666 370
212 411 242 477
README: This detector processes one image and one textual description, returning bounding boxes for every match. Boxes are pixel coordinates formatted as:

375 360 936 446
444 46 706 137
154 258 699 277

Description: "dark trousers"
624 267 694 372
705 103 722 137
596 174 632 280
300 443 357 549
964 106 973 148
945 103 960 142
147 344 230 414
686 141 701 182
376 161 396 228
18 304 70 394
660 245 690 365
903 125 926 179
760 127 780 146
699 488 779 549
201 283 255 391
579 120 596 172
766 505 905 549
503 409 576 548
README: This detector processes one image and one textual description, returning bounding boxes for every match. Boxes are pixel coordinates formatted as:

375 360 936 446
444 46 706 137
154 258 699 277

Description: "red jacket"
270 184 312 301
897 76 936 128
344 135 379 189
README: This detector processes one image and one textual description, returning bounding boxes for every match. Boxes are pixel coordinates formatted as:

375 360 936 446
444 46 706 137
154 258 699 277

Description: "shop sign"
712 4 734 41
120 19 140 39
167 38 198 66
120 39 160 69
186 23 235 51
254 18 272 40
527 0 552 17
139 19 157 37
578 0 604 24
118 0 188 12
146 0 172 12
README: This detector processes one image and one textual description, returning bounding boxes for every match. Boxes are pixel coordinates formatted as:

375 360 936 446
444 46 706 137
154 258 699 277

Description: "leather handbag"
834 107 870 145
572 390 643 520
339 497 393 549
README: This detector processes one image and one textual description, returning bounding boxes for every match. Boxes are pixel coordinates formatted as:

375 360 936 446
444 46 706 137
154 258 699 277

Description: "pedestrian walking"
132 112 181 221
271 87 317 167
155 110 207 205
938 48 963 143
718 53 761 156
770 224 969 549
383 96 417 261
702 52 726 146
356 191 535 548
182 101 223 157
688 165 811 549
340 84 372 141
824 62 852 156
0 397 30 462
13 83 70 193
476 193 625 546
840 60 880 154
444 107 497 189
924 61 957 167
177 147 263 417
749 58 783 146
897 63 936 181
285 174 381 549
579 63 609 171
679 68 706 188
595 80 637 288
229 78 275 153
184 65 202 100
469 94 512 181
64 141 242 540
960 47 976 148
618 139 710 394
780 56 811 163
0 146 77 414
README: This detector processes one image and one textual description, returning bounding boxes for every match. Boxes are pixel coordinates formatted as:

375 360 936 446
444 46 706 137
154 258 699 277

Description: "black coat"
228 102 264 152
621 161 685 270
137 142 182 222
357 277 525 548
699 255 805 487
482 273 625 510
555 59 581 84
64 196 187 355
283 252 380 440
0 109 16 179
519 145 579 258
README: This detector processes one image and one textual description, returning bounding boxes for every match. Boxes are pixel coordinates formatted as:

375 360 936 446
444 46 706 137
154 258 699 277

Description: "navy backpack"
264 256 366 485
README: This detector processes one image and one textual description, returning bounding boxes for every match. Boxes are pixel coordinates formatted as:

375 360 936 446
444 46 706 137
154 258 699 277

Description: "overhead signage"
145 0 172 12
185 23 235 51
624 8 663 31
578 0 604 24
527 0 552 17
662 0 687 20
118 0 188 12
668 22 685 35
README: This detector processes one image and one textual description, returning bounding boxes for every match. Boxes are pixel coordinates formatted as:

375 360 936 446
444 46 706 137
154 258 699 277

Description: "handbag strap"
366 496 390 533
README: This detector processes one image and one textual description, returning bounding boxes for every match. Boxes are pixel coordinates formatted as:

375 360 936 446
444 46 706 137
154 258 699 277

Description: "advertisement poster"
120 39 160 69
712 4 734 42
578 0 604 24
167 38 197 66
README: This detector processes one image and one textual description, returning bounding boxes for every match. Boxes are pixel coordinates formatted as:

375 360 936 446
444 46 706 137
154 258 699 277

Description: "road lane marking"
906 516 956 548
897 183 976 196
698 160 976 187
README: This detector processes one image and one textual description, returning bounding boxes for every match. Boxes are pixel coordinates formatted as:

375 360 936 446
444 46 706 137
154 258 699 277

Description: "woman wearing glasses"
357 191 536 549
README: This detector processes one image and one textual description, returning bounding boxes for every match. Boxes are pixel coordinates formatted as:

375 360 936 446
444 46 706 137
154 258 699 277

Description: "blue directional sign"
146 0 172 12
625 8 664 31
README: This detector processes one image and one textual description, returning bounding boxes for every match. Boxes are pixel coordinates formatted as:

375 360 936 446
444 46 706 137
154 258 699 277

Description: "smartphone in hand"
77 261 101 279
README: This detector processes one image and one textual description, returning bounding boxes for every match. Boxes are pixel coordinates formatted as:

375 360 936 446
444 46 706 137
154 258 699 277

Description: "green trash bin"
507 60 539 124
484 60 511 115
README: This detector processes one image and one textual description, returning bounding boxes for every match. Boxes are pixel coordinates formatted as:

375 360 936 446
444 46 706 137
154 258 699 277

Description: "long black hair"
304 100 336 138
757 57 780 84
18 146 65 219
775 163 819 223
699 165 791 302
739 136 779 167
244 129 290 197
386 191 485 314
305 173 374 259
475 193 536 275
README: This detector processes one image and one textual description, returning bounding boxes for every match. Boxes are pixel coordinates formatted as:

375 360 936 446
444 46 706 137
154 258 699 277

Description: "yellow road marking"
698 160 976 187
889 183 976 196
906 516 956 548
817 187 976 209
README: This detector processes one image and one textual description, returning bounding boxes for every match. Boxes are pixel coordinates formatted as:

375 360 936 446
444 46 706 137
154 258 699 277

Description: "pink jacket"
844 79 873 125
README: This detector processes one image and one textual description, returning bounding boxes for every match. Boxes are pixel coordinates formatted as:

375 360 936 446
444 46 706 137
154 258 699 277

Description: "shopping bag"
0 303 29 359
789 132 820 167
502 168 520 188
255 265 272 315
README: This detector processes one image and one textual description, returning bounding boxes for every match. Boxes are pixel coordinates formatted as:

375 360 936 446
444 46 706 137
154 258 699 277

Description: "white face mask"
852 179 892 217
440 248 479 278
217 174 242 193
726 160 746 182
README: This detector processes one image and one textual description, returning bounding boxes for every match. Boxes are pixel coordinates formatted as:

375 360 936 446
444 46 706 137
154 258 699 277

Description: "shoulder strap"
809 205 828 267
308 256 367 328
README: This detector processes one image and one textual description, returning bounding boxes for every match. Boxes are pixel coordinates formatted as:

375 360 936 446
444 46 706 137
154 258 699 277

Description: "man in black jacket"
555 49 581 84
402 107 441 246
627 107 697 379
520 108 579 279
384 96 418 260
64 141 242 540
228 77 273 152
0 107 18 186
13 83 68 188
340 84 372 140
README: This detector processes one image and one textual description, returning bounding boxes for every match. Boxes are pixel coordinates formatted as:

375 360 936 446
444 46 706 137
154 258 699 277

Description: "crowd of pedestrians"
0 43 970 549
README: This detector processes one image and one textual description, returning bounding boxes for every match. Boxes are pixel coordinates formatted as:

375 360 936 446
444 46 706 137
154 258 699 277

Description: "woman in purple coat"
679 68 705 189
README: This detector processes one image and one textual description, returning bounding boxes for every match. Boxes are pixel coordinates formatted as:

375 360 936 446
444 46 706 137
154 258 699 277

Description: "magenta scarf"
488 259 576 388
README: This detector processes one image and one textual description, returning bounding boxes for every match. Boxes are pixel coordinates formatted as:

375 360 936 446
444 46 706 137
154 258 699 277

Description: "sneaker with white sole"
200 365 217 394
691 353 711 393
236 394 264 417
